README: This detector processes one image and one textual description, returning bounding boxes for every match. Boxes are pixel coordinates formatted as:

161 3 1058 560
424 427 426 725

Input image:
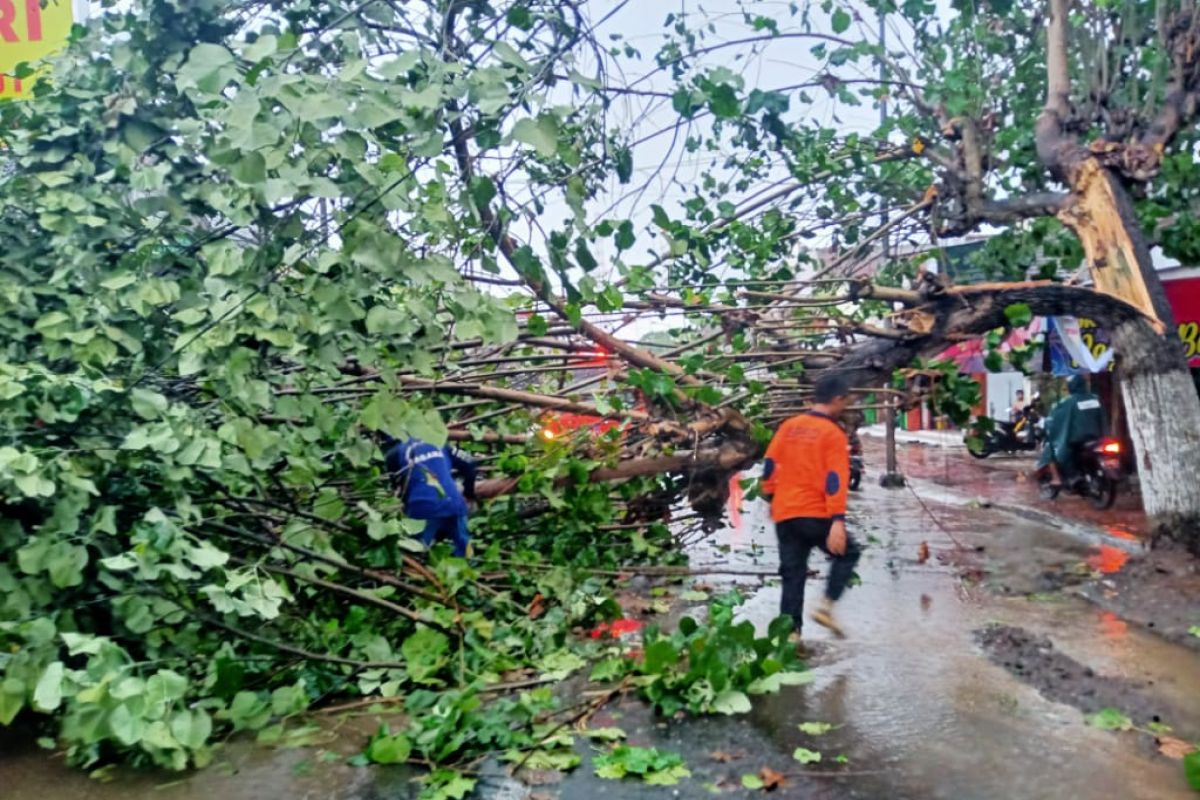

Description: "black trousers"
775 517 862 634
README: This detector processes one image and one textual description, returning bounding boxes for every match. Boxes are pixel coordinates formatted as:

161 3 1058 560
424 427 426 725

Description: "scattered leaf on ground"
710 750 742 762
1148 721 1175 735
1189 625 1200 638
528 593 546 620
1186 751 1200 791
792 747 822 764
593 745 690 785
712 690 752 715
741 774 765 790
1087 708 1134 731
834 754 850 764
581 727 626 741
917 541 930 564
1157 736 1197 760
759 766 787 790
680 590 709 602
797 721 834 735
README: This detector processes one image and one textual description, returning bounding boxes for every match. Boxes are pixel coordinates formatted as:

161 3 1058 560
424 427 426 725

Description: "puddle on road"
681 482 1199 799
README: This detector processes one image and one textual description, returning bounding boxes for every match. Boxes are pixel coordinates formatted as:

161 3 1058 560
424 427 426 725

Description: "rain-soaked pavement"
3 447 1199 799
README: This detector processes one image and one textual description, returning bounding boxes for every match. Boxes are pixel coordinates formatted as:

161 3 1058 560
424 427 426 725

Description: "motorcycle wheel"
1086 471 1117 510
966 437 992 459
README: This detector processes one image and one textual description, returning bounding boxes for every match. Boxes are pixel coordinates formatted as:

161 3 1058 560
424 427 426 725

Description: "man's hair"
814 374 851 404
1016 389 1025 396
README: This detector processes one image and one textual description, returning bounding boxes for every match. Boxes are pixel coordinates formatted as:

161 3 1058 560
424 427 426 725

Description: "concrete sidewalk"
861 422 965 448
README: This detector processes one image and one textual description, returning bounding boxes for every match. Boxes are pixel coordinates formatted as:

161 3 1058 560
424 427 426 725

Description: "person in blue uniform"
384 437 477 557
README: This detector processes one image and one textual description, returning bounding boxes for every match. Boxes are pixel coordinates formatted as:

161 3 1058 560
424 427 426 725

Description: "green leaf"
231 152 268 185
367 732 412 764
0 678 25 725
706 83 741 119
493 41 530 71
831 8 852 33
798 721 835 735
1087 708 1134 731
503 746 582 770
468 175 496 211
644 764 691 785
1004 302 1033 327
1188 625 1199 637
228 691 272 731
178 43 237 94
582 727 626 741
401 626 450 684
711 690 752 715
615 147 633 184
130 388 169 419
537 649 586 680
33 662 64 712
1184 750 1200 790
793 747 822 764
615 220 635 251
511 115 559 157
109 703 145 745
507 5 533 29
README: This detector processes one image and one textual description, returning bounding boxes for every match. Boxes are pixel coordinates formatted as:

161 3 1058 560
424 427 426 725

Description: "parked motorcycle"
1038 437 1123 509
966 407 1045 459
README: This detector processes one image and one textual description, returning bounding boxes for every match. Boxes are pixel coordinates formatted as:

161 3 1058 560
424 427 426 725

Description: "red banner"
1163 277 1200 367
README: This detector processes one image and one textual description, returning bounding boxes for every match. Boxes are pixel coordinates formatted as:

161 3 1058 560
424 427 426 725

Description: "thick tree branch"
1036 0 1077 177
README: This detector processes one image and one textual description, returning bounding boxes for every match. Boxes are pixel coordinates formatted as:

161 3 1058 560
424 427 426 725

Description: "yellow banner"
0 0 78 100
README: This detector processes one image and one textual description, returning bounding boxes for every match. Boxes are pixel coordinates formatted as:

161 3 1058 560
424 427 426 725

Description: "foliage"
4 0 1193 782
634 590 808 717
592 745 691 785
0 0 698 773
1185 749 1200 791
1086 708 1134 732
895 359 982 428
793 746 822 764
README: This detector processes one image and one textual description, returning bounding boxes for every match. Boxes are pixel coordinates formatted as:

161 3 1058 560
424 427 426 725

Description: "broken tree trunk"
1035 0 1200 549
1054 162 1200 545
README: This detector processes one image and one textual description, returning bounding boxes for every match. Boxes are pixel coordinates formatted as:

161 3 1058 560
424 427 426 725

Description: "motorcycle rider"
1037 375 1106 489
1009 389 1026 422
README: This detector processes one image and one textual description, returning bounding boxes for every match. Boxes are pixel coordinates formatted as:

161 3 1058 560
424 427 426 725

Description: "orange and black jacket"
761 411 850 523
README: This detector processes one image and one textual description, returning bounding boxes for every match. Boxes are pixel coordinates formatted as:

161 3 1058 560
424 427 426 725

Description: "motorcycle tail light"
1100 440 1121 455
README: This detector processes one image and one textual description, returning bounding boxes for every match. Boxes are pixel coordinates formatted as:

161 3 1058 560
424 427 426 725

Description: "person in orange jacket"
762 373 862 642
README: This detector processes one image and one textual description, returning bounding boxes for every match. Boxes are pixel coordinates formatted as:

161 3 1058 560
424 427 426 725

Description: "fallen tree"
3 0 1198 787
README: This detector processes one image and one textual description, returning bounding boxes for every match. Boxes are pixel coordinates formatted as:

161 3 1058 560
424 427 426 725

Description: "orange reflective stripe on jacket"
761 411 849 523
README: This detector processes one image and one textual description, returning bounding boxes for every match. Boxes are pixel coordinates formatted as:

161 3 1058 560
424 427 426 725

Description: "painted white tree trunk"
1120 370 1200 522
1112 321 1200 547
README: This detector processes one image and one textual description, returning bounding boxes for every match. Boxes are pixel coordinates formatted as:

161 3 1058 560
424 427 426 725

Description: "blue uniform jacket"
385 438 477 519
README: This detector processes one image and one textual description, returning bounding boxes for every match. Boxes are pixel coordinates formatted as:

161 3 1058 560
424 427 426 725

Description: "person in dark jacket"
384 437 477 557
1037 375 1106 487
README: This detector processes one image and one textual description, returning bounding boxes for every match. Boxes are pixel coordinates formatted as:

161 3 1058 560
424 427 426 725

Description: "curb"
902 476 1148 555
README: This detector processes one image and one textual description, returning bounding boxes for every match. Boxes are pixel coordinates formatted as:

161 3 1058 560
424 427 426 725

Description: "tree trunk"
1112 320 1200 549
1036 0 1200 548
1058 164 1200 548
